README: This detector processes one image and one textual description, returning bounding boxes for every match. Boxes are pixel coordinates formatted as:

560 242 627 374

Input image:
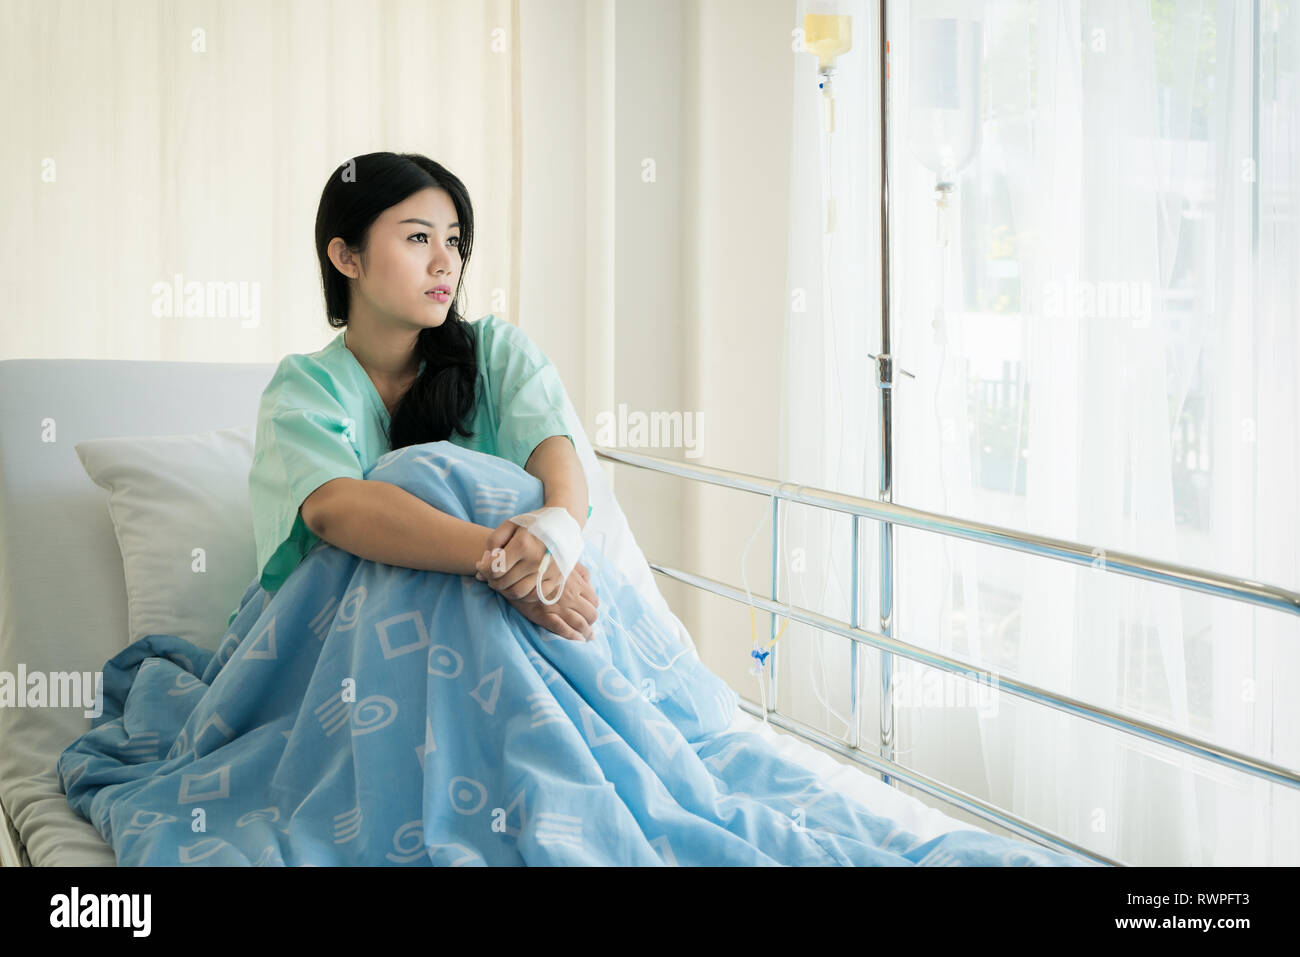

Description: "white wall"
678 0 796 700
520 0 795 697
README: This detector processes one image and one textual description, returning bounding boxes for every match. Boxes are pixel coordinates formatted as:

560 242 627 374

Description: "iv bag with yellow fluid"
803 11 851 73
803 3 853 138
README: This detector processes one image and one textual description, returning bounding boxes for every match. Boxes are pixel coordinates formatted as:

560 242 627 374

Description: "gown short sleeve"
248 356 366 594
485 319 576 471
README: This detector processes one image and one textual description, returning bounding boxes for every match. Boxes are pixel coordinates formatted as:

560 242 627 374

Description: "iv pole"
805 0 914 787
873 0 900 788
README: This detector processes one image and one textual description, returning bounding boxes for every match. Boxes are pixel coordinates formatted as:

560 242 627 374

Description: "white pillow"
74 425 257 654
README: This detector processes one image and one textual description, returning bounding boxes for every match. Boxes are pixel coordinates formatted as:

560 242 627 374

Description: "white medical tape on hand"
505 507 585 605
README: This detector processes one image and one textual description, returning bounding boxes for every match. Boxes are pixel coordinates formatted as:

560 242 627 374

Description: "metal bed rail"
593 444 1300 867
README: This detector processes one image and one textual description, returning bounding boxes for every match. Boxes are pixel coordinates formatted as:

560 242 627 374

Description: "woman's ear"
327 236 362 279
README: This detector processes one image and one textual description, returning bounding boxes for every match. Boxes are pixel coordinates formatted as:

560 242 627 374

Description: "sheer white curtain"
783 0 1300 865
1204 0 1300 865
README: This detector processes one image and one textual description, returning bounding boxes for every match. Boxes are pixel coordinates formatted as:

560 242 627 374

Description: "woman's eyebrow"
398 218 460 229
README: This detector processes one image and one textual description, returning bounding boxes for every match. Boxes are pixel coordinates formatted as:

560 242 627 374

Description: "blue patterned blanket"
59 440 1083 866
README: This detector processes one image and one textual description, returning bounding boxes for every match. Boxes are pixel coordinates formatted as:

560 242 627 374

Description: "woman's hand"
475 520 559 601
501 563 599 642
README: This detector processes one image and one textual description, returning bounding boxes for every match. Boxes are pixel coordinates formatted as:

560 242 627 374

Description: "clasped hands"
473 518 599 642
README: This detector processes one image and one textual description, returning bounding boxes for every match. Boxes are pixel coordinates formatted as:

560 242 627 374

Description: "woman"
245 152 599 642
60 153 1083 867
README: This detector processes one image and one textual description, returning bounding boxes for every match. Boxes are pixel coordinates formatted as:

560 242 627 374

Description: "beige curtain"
0 0 517 363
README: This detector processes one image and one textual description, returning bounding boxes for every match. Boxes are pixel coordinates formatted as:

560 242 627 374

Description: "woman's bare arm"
524 435 589 529
303 478 492 577
304 475 596 641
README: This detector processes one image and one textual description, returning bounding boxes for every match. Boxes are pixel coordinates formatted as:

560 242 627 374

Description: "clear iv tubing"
811 74 856 737
820 70 837 136
742 477 877 742
741 497 791 726
812 68 867 739
743 89 856 738
744 86 966 758
887 185 960 762
749 104 966 762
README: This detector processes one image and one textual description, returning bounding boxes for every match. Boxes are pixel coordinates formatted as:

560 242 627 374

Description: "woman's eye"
410 232 461 248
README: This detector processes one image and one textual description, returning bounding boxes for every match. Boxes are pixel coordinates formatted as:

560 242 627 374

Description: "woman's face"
343 186 462 331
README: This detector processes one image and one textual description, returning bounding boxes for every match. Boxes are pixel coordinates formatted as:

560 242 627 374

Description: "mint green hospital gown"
235 314 574 625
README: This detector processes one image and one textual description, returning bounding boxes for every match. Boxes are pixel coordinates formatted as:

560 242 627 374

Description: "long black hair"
314 151 477 451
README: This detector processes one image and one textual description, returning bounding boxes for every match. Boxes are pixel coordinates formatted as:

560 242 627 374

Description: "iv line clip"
868 353 916 389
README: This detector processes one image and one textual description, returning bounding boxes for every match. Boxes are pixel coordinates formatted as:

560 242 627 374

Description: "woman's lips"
426 291 449 302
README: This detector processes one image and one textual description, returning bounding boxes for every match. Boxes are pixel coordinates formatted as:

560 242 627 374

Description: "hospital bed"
6 358 1292 867
0 355 993 867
